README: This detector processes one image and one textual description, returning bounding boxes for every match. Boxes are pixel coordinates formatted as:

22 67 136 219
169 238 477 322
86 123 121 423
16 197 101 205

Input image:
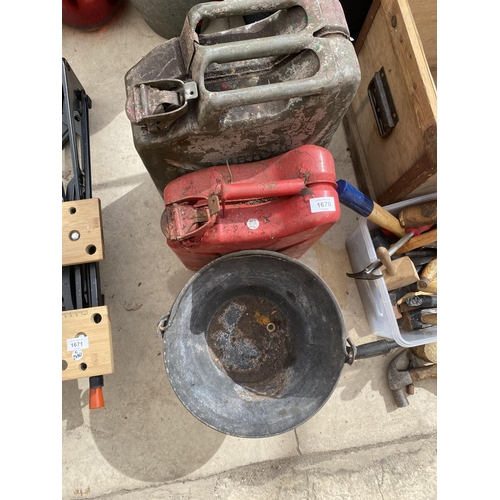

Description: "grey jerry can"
125 0 361 195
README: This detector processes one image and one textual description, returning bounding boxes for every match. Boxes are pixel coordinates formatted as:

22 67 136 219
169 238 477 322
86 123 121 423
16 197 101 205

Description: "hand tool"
336 179 406 237
417 258 437 292
347 224 432 280
398 200 437 228
394 228 437 255
382 256 419 291
370 228 391 251
387 349 437 407
337 179 434 281
403 249 437 267
400 308 437 331
412 342 437 364
389 283 420 305
398 293 437 312
375 246 397 275
346 231 413 279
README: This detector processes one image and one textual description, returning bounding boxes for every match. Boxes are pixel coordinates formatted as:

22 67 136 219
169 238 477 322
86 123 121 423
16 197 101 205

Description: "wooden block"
62 199 104 267
62 306 114 381
383 256 419 291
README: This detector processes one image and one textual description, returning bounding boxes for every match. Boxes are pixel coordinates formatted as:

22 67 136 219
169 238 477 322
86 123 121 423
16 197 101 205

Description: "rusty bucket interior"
162 250 347 437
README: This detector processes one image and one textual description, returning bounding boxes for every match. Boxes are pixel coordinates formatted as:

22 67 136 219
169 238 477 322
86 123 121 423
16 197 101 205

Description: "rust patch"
73 486 91 497
206 295 296 396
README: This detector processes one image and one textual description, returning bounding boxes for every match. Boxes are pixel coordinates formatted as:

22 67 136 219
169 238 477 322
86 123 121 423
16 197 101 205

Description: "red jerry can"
62 0 123 31
161 145 340 271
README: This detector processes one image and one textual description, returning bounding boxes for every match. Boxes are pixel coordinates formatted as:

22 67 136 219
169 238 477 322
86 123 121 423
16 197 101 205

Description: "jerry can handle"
220 178 306 202
186 0 312 30
192 35 338 130
180 0 342 72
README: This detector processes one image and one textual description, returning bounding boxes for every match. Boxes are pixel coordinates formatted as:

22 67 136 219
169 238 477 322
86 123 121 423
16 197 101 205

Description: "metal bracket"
345 337 357 365
62 58 103 312
157 312 171 339
368 67 399 138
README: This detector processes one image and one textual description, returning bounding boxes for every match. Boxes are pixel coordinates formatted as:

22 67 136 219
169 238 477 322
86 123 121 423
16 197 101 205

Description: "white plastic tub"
345 193 437 347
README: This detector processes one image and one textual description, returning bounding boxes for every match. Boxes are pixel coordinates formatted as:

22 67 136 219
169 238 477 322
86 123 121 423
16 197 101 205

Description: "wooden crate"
343 0 437 205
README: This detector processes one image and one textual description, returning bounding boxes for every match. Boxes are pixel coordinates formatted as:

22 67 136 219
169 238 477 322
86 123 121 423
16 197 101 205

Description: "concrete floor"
62 2 437 498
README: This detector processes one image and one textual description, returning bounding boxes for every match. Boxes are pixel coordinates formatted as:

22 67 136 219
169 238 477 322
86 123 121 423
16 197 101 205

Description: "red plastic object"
406 224 434 236
89 387 104 409
381 223 434 240
62 0 123 31
161 145 341 271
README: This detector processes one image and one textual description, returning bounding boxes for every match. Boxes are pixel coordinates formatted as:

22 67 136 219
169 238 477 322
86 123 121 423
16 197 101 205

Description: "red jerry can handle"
164 178 309 241
220 178 306 202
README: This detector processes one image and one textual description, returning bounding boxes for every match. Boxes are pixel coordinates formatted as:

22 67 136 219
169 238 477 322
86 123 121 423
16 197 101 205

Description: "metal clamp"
161 194 221 242
127 79 198 128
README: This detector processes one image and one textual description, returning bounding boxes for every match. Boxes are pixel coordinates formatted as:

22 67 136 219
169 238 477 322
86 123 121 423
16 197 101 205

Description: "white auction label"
67 336 89 351
246 218 260 230
309 197 336 213
72 349 84 361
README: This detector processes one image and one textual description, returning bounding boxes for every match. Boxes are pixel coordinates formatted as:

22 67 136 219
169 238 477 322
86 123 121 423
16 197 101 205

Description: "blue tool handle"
336 179 406 237
336 179 374 217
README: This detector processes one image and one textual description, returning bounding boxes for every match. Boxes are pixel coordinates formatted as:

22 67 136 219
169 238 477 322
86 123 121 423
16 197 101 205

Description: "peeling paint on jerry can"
160 145 340 270
124 0 361 195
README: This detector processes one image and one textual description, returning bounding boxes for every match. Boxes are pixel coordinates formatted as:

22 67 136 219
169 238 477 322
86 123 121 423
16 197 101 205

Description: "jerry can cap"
127 79 198 127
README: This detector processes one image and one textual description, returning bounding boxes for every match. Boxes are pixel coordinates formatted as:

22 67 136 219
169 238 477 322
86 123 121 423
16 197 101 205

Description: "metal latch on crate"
368 67 399 138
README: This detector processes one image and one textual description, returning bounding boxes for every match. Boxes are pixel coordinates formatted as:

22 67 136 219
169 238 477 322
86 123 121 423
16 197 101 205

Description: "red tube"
221 178 305 201
89 387 104 409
